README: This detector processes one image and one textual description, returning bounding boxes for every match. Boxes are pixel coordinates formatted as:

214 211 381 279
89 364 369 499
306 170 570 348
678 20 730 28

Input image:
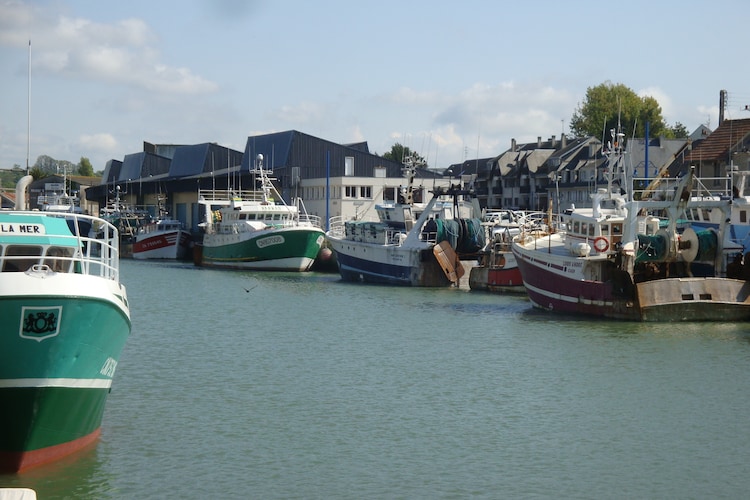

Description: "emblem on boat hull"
20 306 62 341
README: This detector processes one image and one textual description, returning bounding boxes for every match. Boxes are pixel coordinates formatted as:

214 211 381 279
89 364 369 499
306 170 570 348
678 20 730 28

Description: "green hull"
201 227 325 271
0 387 108 450
0 295 130 472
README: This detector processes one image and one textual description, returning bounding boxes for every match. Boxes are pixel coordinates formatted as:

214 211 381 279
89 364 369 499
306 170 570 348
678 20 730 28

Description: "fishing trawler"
511 127 750 321
0 176 131 472
469 210 547 293
194 154 325 271
326 159 485 287
133 197 192 260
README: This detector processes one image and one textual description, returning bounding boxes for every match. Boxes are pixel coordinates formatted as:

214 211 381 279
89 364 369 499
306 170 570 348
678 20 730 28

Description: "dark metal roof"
443 157 495 178
101 159 123 184
168 143 243 177
118 151 171 181
240 130 405 182
85 131 412 205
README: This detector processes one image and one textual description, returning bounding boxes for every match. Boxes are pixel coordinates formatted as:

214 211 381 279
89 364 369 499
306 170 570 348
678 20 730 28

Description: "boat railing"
198 188 266 202
633 176 732 201
327 215 345 237
0 212 121 281
294 198 322 228
138 220 184 234
298 213 322 228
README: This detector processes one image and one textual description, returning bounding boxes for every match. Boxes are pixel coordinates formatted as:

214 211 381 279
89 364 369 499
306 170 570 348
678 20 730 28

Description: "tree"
382 143 426 166
570 82 668 140
78 157 94 176
29 166 47 180
33 155 75 175
668 122 689 139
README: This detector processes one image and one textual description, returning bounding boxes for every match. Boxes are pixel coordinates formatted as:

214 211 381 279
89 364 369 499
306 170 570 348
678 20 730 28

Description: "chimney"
537 136 542 148
511 138 517 152
562 134 567 148
550 135 556 148
719 89 726 126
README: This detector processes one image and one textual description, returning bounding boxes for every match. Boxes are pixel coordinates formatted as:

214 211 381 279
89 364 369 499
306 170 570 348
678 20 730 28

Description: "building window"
345 156 354 176
345 186 357 198
374 166 386 178
360 186 372 199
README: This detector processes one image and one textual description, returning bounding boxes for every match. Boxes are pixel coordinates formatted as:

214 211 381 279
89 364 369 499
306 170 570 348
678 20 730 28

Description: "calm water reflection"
2 259 750 499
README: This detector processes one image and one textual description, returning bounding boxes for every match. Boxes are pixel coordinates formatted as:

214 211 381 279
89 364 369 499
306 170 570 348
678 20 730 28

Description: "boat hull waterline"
331 242 468 286
199 227 325 271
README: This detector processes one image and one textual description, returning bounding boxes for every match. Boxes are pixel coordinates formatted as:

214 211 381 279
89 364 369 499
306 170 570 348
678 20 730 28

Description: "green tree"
78 157 94 176
382 143 426 166
33 155 75 175
570 82 668 140
668 121 689 138
29 166 47 180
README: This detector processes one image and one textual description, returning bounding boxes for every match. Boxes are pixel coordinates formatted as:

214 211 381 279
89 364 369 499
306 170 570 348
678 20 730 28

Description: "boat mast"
26 39 31 175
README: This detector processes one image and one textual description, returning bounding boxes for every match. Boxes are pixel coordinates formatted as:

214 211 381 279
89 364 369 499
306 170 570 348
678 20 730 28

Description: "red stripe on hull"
0 428 101 473
515 249 638 319
133 234 173 252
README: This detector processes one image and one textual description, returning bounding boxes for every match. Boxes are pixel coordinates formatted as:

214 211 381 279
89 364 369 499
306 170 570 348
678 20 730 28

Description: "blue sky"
1 0 749 173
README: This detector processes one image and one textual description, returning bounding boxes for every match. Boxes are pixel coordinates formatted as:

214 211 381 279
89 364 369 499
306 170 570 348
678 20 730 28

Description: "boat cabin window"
612 223 622 236
44 246 76 272
573 221 580 234
2 245 43 272
741 210 747 224
588 223 595 237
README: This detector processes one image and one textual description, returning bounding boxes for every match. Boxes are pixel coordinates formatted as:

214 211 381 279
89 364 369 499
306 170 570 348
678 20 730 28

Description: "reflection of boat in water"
194 154 325 271
133 197 192 260
0 176 131 472
512 126 750 322
326 158 485 287
469 210 547 293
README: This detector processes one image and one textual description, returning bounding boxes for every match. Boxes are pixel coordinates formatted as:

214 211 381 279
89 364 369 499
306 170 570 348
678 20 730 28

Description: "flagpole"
27 39 31 175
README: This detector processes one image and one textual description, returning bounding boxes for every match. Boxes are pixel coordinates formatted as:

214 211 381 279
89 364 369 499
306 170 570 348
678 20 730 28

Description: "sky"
2 0 750 174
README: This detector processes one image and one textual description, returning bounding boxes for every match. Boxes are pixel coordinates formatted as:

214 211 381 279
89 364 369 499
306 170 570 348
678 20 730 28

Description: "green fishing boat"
195 154 325 271
0 176 131 473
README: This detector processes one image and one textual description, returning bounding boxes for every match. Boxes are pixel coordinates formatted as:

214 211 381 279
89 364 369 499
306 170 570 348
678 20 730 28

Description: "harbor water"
2 259 750 498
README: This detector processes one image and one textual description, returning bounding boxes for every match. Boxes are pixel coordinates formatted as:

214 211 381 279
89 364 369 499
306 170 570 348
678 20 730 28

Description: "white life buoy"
593 236 609 253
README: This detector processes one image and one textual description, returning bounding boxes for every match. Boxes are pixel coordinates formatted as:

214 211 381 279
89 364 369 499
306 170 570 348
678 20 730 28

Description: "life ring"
593 236 609 253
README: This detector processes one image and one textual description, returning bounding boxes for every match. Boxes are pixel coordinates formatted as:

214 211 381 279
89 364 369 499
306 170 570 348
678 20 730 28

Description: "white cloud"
77 133 118 153
271 101 328 125
0 3 217 95
377 81 578 164
638 86 673 119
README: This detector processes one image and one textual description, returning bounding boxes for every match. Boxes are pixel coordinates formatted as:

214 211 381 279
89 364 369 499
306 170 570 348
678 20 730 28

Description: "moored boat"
0 176 131 472
683 169 750 251
326 160 485 287
511 128 750 322
469 210 547 293
133 199 192 260
194 154 325 271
